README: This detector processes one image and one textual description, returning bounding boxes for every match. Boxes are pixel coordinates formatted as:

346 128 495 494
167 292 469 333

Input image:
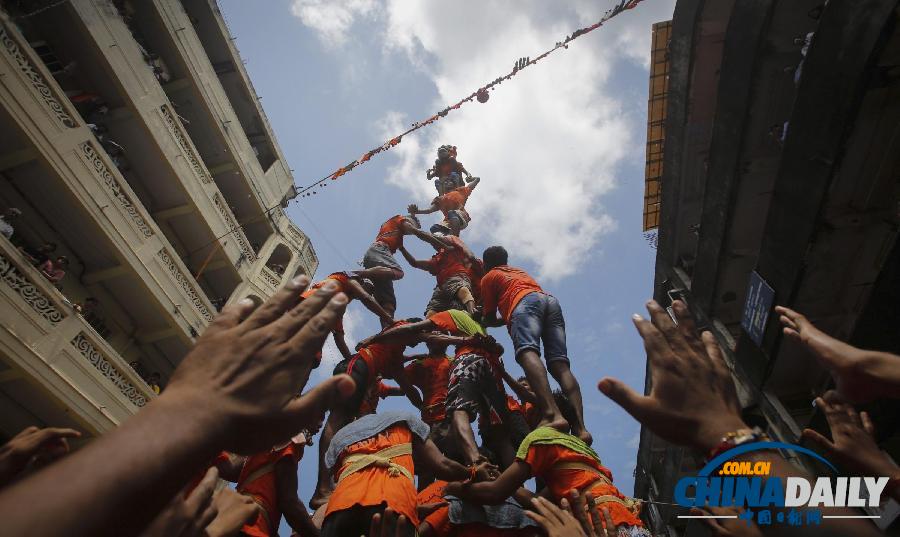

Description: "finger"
381 508 397 537
586 494 603 536
184 467 218 514
598 377 656 424
395 515 408 537
646 300 690 354
631 313 675 367
284 374 356 431
802 428 834 454
524 510 552 530
538 497 567 525
273 281 343 342
861 411 876 437
778 314 799 332
193 504 219 536
204 299 257 337
38 427 81 440
285 293 349 358
368 512 381 537
701 332 733 385
241 276 310 331
567 489 592 535
601 506 618 537
671 300 707 355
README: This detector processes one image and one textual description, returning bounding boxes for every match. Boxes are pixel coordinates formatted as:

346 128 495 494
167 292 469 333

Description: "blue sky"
218 0 675 530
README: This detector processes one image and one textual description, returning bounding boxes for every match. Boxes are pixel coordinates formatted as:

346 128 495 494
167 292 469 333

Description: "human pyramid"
273 145 648 537
0 147 893 537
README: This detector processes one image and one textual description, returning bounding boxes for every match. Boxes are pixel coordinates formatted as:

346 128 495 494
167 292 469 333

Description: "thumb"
284 374 356 428
598 377 654 422
801 428 834 454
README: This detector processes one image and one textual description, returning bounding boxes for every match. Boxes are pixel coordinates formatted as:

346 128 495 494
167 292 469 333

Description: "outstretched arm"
359 320 435 348
447 460 530 506
391 371 423 409
398 246 433 271
275 458 318 536
407 203 439 216
465 176 480 188
402 220 452 251
346 279 394 326
0 278 352 536
413 437 480 483
503 371 536 404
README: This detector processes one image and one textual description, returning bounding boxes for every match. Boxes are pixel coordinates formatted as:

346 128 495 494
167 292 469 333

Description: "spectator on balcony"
20 242 57 266
38 256 68 285
148 372 162 395
269 263 286 276
74 297 109 337
0 208 21 240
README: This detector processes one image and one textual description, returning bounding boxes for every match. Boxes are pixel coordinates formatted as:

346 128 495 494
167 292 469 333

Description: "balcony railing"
0 236 155 427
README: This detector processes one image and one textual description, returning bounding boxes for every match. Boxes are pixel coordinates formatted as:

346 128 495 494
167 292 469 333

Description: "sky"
217 0 675 531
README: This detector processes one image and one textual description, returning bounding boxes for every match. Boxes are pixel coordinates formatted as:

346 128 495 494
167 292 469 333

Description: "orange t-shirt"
358 321 409 381
238 443 302 537
300 272 353 333
521 444 642 529
479 266 544 323
325 424 419 525
428 236 473 285
419 480 451 536
359 381 394 415
404 355 452 424
522 402 540 429
434 186 474 215
375 215 407 253
428 311 483 359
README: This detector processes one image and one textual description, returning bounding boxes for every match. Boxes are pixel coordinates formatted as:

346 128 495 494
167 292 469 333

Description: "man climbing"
445 392 647 536
426 145 472 195
397 233 478 316
359 214 448 324
319 411 497 537
479 245 591 445
360 310 528 471
299 272 394 380
401 341 455 488
230 428 321 537
408 177 480 235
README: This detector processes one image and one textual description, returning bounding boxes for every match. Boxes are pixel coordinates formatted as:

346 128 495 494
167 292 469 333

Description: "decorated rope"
294 0 646 199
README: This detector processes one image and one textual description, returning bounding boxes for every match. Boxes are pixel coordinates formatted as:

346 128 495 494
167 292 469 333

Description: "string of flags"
292 0 646 200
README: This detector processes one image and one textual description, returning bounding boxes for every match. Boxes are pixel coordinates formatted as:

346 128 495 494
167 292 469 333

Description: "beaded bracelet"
706 427 770 462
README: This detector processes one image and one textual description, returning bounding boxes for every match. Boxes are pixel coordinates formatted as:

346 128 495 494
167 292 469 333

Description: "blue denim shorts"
508 292 568 364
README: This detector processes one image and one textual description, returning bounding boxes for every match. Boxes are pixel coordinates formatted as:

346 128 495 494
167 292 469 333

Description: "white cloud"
293 0 676 279
290 0 378 47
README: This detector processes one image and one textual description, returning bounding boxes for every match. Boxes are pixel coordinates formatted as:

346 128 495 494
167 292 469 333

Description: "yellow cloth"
337 443 413 483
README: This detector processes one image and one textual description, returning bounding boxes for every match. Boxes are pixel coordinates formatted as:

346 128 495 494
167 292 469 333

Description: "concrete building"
636 0 900 534
0 0 317 446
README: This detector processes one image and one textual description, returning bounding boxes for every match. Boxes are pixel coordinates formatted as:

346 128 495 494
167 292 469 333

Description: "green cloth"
516 427 602 464
447 309 485 336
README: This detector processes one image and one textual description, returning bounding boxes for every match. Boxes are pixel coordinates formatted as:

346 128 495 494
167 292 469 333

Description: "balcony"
7 1 255 306
0 16 213 347
0 235 155 436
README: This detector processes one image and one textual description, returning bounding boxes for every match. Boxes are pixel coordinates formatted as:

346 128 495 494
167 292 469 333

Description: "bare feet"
574 428 593 446
538 415 570 433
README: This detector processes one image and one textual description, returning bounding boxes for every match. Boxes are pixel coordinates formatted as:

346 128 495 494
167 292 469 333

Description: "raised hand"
567 490 620 537
368 508 409 537
0 426 81 485
141 467 220 537
525 496 587 536
598 300 747 452
775 305 900 403
166 276 355 454
802 390 900 484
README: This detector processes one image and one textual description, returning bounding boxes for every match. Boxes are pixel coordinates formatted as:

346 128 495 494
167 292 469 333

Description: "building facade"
636 0 900 535
0 0 317 445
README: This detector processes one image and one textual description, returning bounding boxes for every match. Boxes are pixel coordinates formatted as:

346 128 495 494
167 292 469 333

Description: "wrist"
694 417 752 453
151 388 229 454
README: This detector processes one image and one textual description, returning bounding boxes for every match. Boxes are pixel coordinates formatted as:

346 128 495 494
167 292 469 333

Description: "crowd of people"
0 146 896 537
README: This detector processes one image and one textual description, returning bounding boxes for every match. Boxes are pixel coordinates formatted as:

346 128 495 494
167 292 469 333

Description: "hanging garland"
294 0 646 199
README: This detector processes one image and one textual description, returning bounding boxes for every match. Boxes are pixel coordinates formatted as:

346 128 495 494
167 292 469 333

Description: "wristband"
706 427 770 462
464 463 477 483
